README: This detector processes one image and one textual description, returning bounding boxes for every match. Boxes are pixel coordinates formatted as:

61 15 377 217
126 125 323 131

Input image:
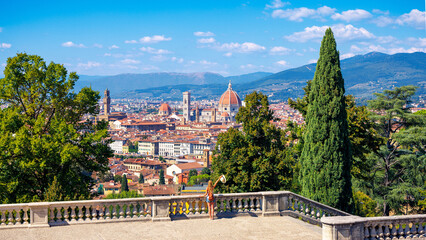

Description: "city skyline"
0 0 425 76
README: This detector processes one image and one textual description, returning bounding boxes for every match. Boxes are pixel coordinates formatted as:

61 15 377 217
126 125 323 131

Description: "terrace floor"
1 215 322 240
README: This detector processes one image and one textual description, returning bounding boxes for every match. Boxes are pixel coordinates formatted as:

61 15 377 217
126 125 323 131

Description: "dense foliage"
211 91 297 193
299 28 353 212
0 53 113 203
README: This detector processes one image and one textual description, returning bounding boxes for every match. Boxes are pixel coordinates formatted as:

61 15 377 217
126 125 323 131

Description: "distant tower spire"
228 80 232 90
103 88 111 116
183 91 191 122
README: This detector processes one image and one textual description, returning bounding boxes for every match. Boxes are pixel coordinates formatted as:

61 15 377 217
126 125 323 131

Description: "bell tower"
103 89 111 116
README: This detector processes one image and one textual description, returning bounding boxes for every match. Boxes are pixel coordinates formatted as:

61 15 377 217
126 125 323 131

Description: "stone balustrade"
321 214 426 240
0 190 349 229
3 190 425 240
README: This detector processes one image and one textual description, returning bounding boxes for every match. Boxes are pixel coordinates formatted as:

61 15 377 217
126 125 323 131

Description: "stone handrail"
0 190 351 229
321 214 426 240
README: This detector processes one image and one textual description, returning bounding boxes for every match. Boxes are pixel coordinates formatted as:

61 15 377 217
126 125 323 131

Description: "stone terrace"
1 215 322 240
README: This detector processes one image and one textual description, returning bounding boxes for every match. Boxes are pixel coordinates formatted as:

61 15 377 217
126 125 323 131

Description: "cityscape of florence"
0 0 425 239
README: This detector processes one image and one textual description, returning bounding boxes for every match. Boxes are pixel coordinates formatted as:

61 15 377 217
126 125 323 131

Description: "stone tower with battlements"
103 89 111 116
183 91 191 122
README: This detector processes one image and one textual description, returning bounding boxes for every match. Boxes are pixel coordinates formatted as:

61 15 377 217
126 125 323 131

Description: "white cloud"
198 38 216 44
150 55 168 62
372 16 394 27
224 52 233 57
199 60 217 66
194 31 215 37
308 59 317 64
93 43 103 48
61 41 86 48
332 9 372 22
272 6 335 22
396 9 425 29
276 60 288 66
77 61 101 69
408 37 426 47
340 53 355 59
377 36 398 44
285 24 375 42
240 64 259 69
124 40 138 44
171 57 184 63
372 9 389 15
215 42 266 53
121 59 140 64
386 47 426 54
108 45 119 49
140 47 172 54
125 35 172 44
265 0 289 9
270 46 293 55
0 43 11 48
104 53 112 56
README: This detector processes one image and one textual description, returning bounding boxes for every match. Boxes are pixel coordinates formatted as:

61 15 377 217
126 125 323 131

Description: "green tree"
159 156 165 162
353 191 378 217
366 85 424 215
212 91 297 193
44 176 64 202
201 167 211 175
159 169 165 185
0 53 113 203
121 174 129 192
299 28 353 212
97 184 104 195
188 174 210 186
114 175 122 183
188 169 198 180
99 172 114 182
138 174 144 184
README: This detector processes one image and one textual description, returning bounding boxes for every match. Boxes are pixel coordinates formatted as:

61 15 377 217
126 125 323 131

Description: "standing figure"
201 179 220 220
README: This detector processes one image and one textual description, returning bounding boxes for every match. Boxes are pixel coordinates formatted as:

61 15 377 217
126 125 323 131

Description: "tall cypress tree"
121 174 129 192
300 28 353 212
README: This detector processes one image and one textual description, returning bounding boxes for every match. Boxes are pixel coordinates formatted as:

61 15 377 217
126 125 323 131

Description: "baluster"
47 208 53 223
91 206 97 221
63 207 69 222
390 224 397 239
292 200 297 213
126 204 132 219
201 200 206 214
147 202 152 217
316 209 321 219
397 224 404 238
70 206 76 222
195 199 200 214
112 204 118 219
105 205 111 220
7 210 13 225
384 225 390 239
410 222 417 236
418 223 425 235
377 224 384 240
99 205 105 220
85 206 91 220
305 204 310 216
132 203 138 219
232 198 237 212
237 198 243 212
118 204 125 219
370 225 377 239
220 199 225 212
15 209 22 225
78 205 84 221
256 197 261 211
249 198 254 211
364 226 370 240
139 203 145 217
405 223 411 237
182 200 188 215
243 198 249 212
23 209 29 224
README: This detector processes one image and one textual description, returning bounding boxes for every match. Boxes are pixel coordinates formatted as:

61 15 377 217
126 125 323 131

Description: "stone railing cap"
321 216 365 225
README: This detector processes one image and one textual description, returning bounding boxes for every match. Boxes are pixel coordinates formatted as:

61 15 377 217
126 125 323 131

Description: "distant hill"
77 52 426 101
242 52 426 100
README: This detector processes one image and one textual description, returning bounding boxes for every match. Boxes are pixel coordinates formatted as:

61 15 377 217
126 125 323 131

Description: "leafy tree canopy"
212 91 297 193
0 53 113 203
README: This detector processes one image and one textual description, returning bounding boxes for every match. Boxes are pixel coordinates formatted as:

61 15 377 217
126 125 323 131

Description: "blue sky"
0 0 425 76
